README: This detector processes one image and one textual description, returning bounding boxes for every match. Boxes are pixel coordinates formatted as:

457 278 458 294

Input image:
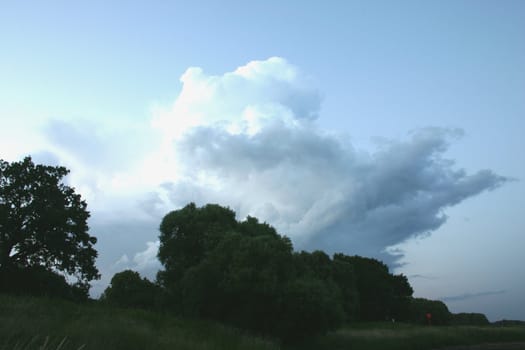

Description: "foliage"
0 294 279 350
101 270 164 310
277 276 345 342
294 251 359 322
332 254 413 321
157 203 237 286
0 265 88 301
0 156 99 294
179 232 296 334
157 203 346 341
331 254 360 321
409 298 452 325
3 294 525 350
451 312 490 326
293 322 525 350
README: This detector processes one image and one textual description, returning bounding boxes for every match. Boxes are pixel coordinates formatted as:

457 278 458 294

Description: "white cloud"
152 56 320 141
132 240 161 271
148 58 507 263
19 57 507 294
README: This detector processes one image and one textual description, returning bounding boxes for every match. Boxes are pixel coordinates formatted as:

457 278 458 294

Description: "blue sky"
1 1 524 321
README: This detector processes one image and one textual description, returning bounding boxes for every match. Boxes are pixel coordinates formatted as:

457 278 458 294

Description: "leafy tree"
179 231 295 328
157 203 237 286
157 203 345 341
451 312 490 326
332 254 360 321
409 298 452 325
0 156 99 291
102 270 163 310
294 250 333 280
0 264 89 301
389 273 414 321
278 276 345 342
335 255 413 321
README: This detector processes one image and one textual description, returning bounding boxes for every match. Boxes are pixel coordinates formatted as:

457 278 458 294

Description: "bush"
102 270 163 310
0 265 88 301
409 298 452 325
451 312 490 326
276 277 345 342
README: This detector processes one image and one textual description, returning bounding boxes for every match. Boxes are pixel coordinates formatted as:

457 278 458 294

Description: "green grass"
2 294 525 350
0 294 279 350
293 322 525 350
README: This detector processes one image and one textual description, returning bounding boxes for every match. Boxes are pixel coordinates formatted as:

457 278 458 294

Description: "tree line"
0 157 489 342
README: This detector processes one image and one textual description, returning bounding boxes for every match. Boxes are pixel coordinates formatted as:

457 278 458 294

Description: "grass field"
294 322 525 350
0 294 278 350
1 294 525 350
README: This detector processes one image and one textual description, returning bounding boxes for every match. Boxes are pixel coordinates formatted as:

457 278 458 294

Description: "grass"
293 322 525 350
1 294 525 350
0 294 278 350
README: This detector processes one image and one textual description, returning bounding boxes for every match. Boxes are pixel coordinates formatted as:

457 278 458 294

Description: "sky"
1 1 524 321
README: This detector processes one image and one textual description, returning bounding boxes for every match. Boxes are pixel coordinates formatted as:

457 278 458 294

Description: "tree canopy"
155 203 415 341
0 156 99 291
101 270 163 310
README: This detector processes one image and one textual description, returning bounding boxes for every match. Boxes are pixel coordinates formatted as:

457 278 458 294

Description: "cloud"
151 57 508 263
28 57 508 295
441 290 507 302
409 274 439 280
132 240 161 272
152 57 321 141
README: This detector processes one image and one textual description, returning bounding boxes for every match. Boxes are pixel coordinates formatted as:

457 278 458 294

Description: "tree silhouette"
0 156 99 291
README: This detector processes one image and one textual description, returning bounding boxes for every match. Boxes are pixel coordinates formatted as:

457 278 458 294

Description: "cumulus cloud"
152 57 321 140
151 57 507 263
132 240 161 272
29 57 508 294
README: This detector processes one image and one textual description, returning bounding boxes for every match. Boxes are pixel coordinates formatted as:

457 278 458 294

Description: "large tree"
0 156 99 287
157 203 237 286
334 254 413 321
157 203 345 341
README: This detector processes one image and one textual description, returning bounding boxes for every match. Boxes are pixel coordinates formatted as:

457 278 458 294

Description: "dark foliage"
295 251 359 322
0 264 89 301
493 320 525 326
0 156 99 296
451 312 490 326
333 254 413 321
409 298 452 325
101 270 164 310
156 203 348 341
157 203 237 286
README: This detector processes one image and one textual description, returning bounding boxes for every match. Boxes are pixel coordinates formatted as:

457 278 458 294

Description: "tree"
451 312 489 326
0 156 99 290
409 298 452 325
157 203 237 286
335 254 413 321
157 203 345 341
278 276 345 342
102 270 163 310
0 264 89 301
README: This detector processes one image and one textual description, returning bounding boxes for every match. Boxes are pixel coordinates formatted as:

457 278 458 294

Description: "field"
295 323 525 350
0 294 277 350
1 294 525 350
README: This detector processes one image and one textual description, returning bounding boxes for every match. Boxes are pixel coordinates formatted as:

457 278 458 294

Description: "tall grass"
0 294 278 350
292 322 525 350
2 294 524 350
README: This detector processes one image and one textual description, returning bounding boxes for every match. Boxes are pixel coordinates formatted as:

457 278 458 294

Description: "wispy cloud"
409 274 439 280
441 290 507 302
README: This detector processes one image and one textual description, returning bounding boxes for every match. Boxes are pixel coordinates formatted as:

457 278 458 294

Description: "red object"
426 313 432 325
